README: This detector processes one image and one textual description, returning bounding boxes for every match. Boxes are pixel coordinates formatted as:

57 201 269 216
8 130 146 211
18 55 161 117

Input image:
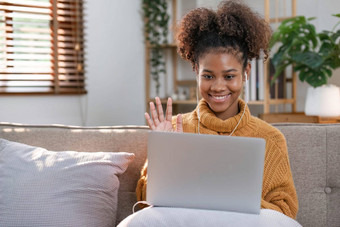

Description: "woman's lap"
118 207 301 227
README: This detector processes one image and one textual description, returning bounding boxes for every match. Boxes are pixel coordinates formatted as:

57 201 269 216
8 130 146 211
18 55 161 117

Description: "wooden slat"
1 53 52 60
57 2 80 9
0 5 51 15
0 20 51 29
59 82 85 87
0 40 52 47
0 0 51 8
0 89 87 95
57 68 83 74
0 55 83 62
0 74 84 81
0 87 55 93
0 81 53 86
0 67 51 73
57 55 84 61
1 67 52 72
56 35 83 42
0 82 87 88
0 74 53 80
57 28 84 35
57 16 82 23
0 25 51 34
57 9 83 16
1 12 51 20
57 42 82 48
0 47 52 54
0 32 51 40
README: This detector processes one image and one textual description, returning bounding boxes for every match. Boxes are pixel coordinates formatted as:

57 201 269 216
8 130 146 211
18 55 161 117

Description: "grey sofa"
0 122 339 227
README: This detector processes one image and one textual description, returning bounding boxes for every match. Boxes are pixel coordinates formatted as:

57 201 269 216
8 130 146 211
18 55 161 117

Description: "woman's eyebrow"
202 69 238 73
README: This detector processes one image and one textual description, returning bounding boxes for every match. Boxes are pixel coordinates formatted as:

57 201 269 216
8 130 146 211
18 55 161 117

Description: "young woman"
130 0 299 225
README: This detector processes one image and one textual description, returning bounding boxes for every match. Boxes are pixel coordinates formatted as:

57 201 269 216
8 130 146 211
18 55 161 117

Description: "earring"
245 73 249 104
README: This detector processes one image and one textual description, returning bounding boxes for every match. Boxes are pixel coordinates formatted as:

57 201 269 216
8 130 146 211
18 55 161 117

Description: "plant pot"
305 84 340 117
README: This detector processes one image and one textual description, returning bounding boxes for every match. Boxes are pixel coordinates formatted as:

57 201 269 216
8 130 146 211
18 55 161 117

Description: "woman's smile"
209 93 232 102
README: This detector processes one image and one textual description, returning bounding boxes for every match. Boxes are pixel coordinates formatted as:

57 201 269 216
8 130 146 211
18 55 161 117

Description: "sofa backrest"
1 122 339 227
273 123 340 227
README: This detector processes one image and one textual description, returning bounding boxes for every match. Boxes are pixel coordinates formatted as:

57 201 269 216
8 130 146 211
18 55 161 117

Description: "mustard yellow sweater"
136 99 298 219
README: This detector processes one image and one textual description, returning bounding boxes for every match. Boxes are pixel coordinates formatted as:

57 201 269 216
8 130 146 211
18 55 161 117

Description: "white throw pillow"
0 138 135 227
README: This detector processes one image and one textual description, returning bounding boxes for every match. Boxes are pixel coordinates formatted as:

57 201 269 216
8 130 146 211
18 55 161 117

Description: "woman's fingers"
155 97 164 122
165 97 173 122
147 97 173 131
144 112 155 130
150 102 160 126
176 114 183 132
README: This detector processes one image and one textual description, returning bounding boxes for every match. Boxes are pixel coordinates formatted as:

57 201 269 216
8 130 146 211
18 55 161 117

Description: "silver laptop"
146 131 266 214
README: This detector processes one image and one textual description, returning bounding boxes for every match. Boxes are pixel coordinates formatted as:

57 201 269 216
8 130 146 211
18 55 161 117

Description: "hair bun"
176 0 272 69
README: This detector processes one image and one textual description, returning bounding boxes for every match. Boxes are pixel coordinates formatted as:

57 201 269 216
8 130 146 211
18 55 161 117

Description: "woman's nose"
211 78 226 92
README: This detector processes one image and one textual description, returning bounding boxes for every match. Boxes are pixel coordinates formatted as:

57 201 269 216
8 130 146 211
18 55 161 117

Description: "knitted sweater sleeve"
260 133 298 219
135 160 149 208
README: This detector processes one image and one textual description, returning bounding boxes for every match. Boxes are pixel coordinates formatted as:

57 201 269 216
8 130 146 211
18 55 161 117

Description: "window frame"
0 0 86 95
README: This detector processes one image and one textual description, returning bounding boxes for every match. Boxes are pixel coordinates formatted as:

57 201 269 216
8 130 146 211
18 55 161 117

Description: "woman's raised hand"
145 97 183 132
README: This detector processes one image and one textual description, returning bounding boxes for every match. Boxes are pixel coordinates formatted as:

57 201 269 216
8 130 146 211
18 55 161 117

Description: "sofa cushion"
0 138 134 227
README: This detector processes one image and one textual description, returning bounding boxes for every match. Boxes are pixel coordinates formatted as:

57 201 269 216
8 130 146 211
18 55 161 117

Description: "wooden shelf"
269 99 295 105
248 100 265 105
259 112 340 124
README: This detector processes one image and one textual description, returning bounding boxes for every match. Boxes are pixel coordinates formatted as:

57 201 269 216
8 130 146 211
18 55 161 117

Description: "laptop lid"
146 131 266 214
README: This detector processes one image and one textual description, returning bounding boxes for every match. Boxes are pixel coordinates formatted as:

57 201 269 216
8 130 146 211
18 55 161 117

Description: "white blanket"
118 207 302 227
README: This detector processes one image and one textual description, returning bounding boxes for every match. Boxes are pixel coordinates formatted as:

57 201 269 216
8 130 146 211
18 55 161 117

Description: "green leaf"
331 30 340 42
306 71 328 88
332 13 340 18
307 17 317 21
298 70 309 82
321 67 332 77
319 31 330 40
319 42 333 56
291 52 323 69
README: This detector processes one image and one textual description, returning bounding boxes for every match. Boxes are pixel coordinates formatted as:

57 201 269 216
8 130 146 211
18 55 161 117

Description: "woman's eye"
225 75 235 80
203 74 213 79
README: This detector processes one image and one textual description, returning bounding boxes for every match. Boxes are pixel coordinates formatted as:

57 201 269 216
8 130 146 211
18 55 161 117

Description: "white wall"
0 0 339 125
85 0 144 126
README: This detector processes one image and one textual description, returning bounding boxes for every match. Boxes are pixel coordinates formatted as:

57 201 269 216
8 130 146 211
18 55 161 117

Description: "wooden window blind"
0 0 86 94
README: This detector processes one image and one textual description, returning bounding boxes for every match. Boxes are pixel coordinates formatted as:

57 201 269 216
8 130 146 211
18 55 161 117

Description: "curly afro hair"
176 0 271 71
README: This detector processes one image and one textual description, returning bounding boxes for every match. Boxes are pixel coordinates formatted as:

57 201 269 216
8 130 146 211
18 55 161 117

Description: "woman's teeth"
214 96 226 100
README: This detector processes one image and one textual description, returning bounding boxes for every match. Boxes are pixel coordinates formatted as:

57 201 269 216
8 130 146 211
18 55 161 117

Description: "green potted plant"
270 14 340 116
142 0 170 96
